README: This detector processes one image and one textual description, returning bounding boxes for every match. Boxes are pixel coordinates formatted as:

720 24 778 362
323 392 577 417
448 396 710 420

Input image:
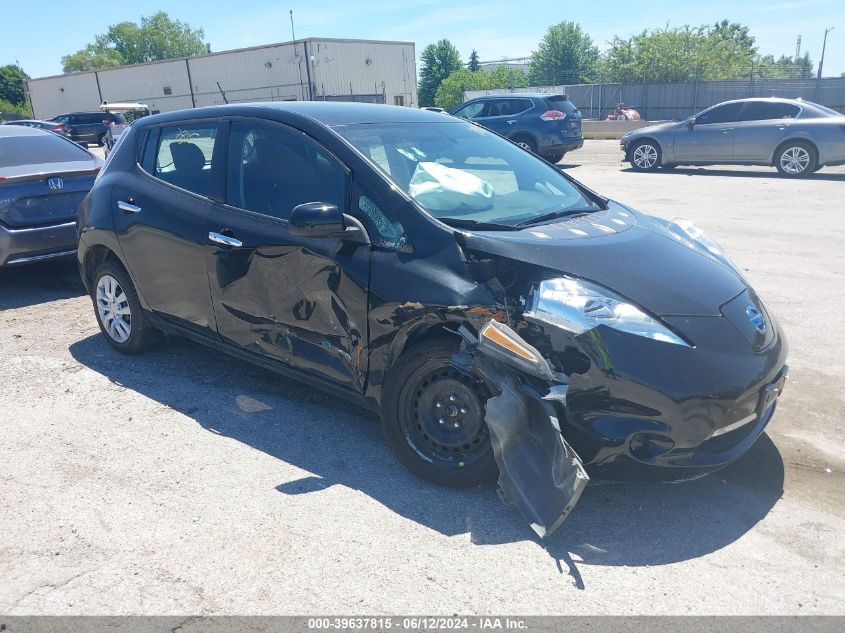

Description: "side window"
487 99 512 117
454 101 485 119
697 102 741 125
354 186 408 250
738 101 785 122
227 121 346 221
506 99 532 115
82 113 102 124
143 123 217 197
782 104 800 119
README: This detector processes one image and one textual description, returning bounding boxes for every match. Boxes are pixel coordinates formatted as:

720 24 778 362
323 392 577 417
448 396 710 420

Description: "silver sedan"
621 97 845 177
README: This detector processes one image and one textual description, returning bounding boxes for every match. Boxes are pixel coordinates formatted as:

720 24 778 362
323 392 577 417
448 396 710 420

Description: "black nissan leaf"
77 103 788 538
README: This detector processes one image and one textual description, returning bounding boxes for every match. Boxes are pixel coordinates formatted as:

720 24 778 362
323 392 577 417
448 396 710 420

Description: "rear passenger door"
111 121 222 336
205 119 371 391
733 101 796 161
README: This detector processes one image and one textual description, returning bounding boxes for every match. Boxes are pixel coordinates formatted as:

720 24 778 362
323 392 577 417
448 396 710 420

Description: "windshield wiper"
514 207 597 227
439 218 514 231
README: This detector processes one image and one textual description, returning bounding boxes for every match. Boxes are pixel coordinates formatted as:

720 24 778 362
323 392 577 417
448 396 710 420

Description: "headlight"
524 277 690 347
655 217 741 276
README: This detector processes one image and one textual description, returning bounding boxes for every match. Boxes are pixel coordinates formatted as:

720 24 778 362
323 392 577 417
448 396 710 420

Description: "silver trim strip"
3 221 77 234
6 249 77 265
712 412 757 438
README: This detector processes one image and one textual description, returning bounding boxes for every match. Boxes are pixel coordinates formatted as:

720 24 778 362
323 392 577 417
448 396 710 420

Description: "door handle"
117 199 141 214
721 128 734 133
208 231 243 248
507 119 517 124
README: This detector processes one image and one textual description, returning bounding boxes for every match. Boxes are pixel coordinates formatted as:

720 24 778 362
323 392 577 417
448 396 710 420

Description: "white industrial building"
25 38 417 119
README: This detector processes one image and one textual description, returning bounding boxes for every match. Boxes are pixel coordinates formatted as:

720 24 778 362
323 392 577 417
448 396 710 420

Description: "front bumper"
0 220 78 267
556 315 789 481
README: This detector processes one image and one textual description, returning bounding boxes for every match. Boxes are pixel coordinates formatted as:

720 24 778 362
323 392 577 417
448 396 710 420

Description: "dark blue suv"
450 93 583 163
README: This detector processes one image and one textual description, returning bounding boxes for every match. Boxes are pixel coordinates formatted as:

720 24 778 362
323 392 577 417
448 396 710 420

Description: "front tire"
381 337 498 487
629 140 661 171
775 141 817 177
92 261 157 354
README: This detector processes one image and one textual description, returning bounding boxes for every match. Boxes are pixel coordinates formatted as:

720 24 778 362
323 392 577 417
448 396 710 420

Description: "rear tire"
97 132 106 147
92 261 157 354
629 140 661 171
511 135 538 155
774 141 817 177
381 337 498 487
544 152 564 164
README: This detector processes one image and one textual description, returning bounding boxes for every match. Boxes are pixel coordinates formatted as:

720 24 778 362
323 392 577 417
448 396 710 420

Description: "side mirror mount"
289 202 344 237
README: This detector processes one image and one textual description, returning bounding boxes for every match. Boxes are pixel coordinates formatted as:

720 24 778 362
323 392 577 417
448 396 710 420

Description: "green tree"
468 49 481 72
528 21 599 85
603 24 757 82
62 11 206 72
0 64 29 107
434 66 528 111
418 39 463 106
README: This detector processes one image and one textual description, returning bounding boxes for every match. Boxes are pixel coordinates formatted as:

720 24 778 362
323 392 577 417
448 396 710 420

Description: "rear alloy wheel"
629 140 661 171
92 261 157 354
775 142 816 177
381 338 498 487
512 135 538 154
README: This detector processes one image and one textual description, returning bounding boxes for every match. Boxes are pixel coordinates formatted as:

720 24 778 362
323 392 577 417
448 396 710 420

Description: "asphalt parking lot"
1 140 843 615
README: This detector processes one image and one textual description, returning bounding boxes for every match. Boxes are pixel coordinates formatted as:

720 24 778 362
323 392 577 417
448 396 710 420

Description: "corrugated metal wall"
464 77 845 121
26 39 416 119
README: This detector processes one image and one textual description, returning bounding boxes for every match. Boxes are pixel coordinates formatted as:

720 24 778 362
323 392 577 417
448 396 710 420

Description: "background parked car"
49 111 126 147
450 93 583 163
100 102 152 156
621 97 845 177
3 119 69 136
0 125 101 266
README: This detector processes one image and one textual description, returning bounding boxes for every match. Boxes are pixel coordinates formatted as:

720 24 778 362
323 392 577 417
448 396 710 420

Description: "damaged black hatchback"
77 103 788 538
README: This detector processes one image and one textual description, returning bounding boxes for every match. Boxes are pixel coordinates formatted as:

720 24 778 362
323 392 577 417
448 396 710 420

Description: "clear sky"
1 0 842 79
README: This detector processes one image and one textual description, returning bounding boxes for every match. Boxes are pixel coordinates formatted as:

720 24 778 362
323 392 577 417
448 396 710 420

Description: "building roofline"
26 37 416 84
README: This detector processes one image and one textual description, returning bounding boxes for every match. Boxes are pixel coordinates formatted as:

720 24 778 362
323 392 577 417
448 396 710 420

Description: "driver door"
672 102 742 162
205 119 371 391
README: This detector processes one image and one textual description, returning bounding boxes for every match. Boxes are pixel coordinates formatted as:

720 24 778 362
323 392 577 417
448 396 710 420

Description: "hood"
624 121 682 139
460 201 746 316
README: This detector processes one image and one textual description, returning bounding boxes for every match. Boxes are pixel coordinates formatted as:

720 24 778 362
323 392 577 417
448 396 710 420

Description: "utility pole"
816 27 834 99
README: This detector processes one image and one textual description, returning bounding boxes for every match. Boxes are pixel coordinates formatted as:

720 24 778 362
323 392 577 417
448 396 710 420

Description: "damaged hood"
460 202 746 316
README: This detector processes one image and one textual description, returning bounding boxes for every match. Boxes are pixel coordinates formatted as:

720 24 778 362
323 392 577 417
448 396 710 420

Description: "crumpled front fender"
453 324 589 539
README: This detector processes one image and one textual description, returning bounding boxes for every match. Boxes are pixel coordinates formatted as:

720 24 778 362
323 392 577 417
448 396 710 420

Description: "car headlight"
655 217 742 276
524 277 690 347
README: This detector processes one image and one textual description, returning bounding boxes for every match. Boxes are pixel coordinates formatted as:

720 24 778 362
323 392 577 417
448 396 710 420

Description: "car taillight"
52 124 63 132
104 119 113 126
540 110 567 121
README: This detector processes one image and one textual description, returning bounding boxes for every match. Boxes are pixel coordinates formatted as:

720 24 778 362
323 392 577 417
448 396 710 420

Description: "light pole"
815 26 834 99
817 26 835 79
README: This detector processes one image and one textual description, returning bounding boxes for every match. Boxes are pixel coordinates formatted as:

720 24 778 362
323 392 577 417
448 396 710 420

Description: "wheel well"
83 245 120 288
399 324 461 358
772 138 818 166
509 132 537 147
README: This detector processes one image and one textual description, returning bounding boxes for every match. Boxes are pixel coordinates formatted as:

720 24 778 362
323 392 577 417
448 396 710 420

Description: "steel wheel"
516 140 532 151
779 146 810 174
96 274 132 343
400 366 491 469
632 143 659 170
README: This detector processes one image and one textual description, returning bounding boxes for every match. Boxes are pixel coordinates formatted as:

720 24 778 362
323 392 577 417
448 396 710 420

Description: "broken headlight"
524 277 690 347
476 320 557 381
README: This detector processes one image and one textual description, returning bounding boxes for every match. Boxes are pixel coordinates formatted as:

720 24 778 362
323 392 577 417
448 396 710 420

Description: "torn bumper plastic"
454 323 589 539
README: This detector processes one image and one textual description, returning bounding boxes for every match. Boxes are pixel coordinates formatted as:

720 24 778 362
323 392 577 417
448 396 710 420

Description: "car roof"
470 93 566 101
0 124 50 137
136 102 457 128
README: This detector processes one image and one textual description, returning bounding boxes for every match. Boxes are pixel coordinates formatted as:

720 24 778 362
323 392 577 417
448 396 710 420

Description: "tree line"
420 20 819 110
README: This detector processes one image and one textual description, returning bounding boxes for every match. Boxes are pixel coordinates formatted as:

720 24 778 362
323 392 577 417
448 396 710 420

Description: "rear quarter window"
544 97 579 113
